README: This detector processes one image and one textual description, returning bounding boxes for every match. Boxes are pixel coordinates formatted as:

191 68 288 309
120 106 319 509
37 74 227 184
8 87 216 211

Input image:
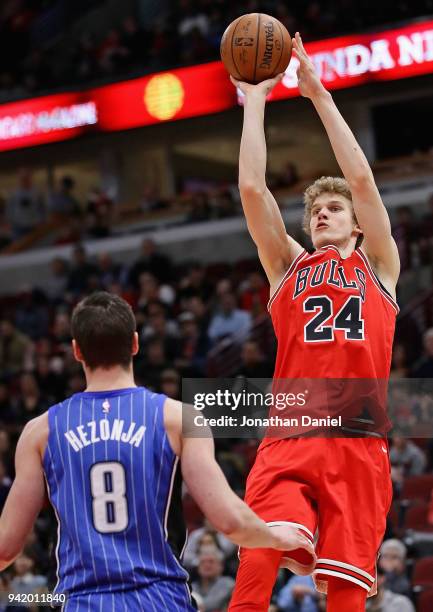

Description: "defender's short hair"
71 292 136 370
302 176 357 235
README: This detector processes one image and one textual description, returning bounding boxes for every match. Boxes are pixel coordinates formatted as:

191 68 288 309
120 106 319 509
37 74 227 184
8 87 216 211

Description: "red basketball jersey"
262 245 398 441
269 245 398 380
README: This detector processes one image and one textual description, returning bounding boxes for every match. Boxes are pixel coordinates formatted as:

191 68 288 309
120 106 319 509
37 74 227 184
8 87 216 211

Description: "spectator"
191 547 235 612
67 245 99 295
128 238 173 287
0 380 18 423
390 432 426 478
175 311 211 375
85 207 111 239
379 539 411 597
10 554 48 599
183 521 236 572
366 564 414 612
186 192 212 223
208 292 252 342
48 176 80 217
135 338 170 389
140 301 179 359
101 29 130 73
97 252 122 288
5 168 45 238
277 574 319 612
137 277 160 310
412 327 433 378
390 344 409 379
34 355 67 404
178 264 214 303
275 161 300 188
159 368 181 399
14 288 50 340
234 340 273 378
239 272 269 313
393 206 418 271
51 311 72 353
15 372 49 425
44 257 69 301
120 16 144 66
0 318 33 376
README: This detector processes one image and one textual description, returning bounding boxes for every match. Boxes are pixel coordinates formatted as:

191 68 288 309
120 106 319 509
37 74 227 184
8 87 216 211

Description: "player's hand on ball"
292 32 326 99
230 73 284 98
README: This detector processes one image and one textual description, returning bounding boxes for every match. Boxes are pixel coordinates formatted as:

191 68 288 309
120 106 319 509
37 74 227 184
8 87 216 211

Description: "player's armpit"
0 417 47 570
240 186 303 287
350 177 400 294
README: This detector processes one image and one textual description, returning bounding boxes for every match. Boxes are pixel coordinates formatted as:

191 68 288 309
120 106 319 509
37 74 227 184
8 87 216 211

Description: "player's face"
310 193 359 249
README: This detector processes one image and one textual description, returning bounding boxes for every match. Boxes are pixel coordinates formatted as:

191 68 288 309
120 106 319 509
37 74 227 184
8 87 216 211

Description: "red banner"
0 19 433 151
0 63 236 152
270 19 433 100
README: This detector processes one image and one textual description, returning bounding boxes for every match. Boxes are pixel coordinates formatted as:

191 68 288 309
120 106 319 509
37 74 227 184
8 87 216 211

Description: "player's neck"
316 239 357 259
84 365 136 392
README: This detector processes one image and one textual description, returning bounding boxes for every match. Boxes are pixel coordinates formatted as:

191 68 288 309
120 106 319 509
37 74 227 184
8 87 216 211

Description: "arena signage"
272 19 433 100
0 19 432 151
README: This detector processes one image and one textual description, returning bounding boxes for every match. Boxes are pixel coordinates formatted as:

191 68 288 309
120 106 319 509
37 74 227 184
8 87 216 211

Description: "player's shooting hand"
230 73 284 99
292 32 326 100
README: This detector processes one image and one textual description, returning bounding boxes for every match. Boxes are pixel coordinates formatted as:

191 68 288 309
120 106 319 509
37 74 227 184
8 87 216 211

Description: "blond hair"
302 176 358 235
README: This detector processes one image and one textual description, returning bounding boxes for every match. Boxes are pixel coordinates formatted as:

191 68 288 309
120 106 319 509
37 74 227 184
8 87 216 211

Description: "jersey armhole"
268 249 309 312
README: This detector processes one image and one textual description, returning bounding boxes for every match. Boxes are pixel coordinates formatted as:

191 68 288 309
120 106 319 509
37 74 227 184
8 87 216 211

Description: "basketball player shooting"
229 33 400 612
0 292 312 610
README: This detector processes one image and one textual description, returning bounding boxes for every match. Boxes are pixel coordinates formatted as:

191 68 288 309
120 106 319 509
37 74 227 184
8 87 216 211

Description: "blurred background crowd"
1 0 433 611
1 0 433 103
0 234 433 611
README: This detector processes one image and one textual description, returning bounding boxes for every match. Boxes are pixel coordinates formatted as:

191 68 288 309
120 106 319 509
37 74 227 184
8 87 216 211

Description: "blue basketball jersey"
43 387 194 609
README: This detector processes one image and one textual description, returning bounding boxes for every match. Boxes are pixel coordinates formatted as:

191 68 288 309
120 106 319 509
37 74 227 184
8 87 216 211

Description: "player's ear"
131 332 139 356
72 339 84 363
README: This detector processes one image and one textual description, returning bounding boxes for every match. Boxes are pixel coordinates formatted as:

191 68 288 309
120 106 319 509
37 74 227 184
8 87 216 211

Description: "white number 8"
90 462 128 533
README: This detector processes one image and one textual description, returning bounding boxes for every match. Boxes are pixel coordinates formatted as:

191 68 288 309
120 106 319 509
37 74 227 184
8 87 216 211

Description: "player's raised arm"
164 399 313 553
233 75 304 289
0 415 47 570
293 32 400 295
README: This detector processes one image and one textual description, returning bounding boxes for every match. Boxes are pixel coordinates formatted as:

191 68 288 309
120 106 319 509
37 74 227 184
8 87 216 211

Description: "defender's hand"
230 73 284 98
292 32 326 99
271 527 315 554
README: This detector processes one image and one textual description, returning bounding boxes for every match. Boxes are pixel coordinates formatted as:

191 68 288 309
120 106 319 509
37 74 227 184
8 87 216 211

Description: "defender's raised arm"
293 32 399 296
233 75 303 290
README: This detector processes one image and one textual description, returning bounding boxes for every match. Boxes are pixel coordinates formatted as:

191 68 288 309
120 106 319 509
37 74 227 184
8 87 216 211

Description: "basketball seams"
229 17 244 80
252 13 261 83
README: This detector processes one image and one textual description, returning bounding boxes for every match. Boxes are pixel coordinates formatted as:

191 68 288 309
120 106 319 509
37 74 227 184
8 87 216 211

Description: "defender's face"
310 193 359 249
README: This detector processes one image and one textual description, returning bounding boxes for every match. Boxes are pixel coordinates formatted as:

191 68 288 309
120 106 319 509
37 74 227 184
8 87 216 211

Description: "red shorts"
244 436 393 596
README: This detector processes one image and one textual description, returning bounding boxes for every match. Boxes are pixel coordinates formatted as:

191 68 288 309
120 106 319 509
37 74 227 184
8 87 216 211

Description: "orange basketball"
220 13 292 84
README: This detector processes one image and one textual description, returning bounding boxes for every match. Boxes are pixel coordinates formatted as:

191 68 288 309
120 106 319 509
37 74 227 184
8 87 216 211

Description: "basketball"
220 13 292 84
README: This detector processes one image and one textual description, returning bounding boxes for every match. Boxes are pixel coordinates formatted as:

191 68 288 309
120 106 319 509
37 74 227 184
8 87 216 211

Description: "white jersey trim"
313 568 371 592
356 248 399 315
316 557 375 582
266 520 315 541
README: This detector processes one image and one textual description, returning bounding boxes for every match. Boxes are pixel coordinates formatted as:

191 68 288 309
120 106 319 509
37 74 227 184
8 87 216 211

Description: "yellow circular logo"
144 74 184 121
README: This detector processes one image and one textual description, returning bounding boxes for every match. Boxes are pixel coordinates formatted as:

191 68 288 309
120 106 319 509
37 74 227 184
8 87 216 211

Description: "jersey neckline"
315 244 356 260
75 387 141 398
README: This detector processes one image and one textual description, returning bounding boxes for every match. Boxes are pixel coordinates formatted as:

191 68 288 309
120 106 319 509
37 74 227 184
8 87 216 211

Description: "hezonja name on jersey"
293 260 367 301
64 419 146 452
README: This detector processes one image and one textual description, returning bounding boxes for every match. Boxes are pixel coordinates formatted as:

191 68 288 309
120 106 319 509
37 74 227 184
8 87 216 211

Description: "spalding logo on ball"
220 13 292 84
